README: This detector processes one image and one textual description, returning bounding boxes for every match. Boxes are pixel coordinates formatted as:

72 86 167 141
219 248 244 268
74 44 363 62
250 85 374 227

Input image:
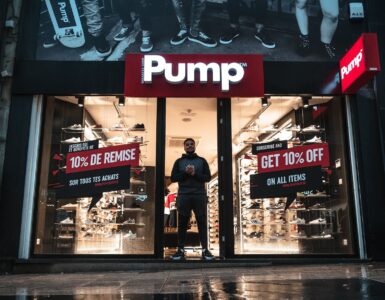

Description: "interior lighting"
118 96 125 106
77 96 84 107
302 96 310 108
262 97 269 107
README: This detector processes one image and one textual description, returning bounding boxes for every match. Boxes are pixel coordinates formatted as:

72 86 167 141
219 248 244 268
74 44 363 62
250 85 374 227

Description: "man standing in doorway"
170 138 214 260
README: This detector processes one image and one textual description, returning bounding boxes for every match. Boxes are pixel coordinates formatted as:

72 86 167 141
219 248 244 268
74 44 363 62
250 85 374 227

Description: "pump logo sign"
339 33 381 94
125 54 264 97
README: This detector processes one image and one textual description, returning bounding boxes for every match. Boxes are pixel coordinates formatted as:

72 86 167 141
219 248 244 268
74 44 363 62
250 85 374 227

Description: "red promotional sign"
125 54 264 97
257 143 330 174
66 143 139 174
340 33 381 94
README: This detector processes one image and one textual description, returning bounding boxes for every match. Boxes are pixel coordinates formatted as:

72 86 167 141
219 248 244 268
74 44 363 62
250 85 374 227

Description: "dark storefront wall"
2 0 385 261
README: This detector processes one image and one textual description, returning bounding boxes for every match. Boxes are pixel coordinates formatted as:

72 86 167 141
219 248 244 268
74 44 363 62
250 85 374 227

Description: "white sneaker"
302 125 323 132
261 125 278 133
60 217 74 224
309 218 326 224
107 136 124 144
63 137 81 143
289 218 306 224
304 136 322 144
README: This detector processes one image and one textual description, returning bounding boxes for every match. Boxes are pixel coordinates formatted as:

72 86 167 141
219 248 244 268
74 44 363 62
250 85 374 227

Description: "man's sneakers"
188 31 217 47
170 29 188 45
140 35 153 53
254 28 276 49
170 248 185 260
202 249 215 260
219 27 240 45
170 248 215 261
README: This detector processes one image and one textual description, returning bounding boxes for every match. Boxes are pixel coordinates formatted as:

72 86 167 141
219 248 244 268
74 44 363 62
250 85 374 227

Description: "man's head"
183 138 196 154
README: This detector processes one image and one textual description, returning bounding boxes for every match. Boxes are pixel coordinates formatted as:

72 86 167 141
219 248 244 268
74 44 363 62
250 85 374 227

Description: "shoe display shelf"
207 177 219 252
54 205 77 253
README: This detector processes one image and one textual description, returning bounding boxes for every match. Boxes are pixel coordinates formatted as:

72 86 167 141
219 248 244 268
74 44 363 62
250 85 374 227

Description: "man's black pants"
176 194 208 249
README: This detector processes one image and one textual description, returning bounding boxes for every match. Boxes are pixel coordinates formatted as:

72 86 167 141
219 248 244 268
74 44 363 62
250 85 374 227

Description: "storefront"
1 0 385 264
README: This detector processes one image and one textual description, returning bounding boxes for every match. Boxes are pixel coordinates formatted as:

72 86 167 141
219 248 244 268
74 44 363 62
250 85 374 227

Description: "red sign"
66 143 139 174
340 33 381 94
257 143 330 174
125 54 264 97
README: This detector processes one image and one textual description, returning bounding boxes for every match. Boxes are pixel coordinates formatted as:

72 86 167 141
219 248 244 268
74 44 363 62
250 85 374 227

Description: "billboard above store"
125 54 264 97
35 1 363 62
339 33 381 94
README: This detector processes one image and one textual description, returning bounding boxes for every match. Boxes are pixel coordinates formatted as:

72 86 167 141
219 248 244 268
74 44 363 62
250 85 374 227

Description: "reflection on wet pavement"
1 264 385 299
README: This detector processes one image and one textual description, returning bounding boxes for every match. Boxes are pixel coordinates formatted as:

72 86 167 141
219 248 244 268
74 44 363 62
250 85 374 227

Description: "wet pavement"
1 263 385 299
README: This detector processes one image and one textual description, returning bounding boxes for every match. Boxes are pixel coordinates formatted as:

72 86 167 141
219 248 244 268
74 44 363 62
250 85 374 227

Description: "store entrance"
163 98 219 259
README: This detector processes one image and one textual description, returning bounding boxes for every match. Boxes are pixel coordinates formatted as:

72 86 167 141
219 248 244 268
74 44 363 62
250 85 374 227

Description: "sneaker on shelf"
261 125 278 133
243 137 259 144
123 217 135 224
246 202 261 209
131 178 146 185
171 248 185 260
188 30 217 48
267 203 285 210
297 34 311 56
303 136 322 144
302 124 323 132
43 34 58 48
289 218 306 224
135 195 148 202
291 230 307 239
289 201 305 210
309 203 325 209
322 42 337 60
140 36 153 53
124 230 137 239
287 125 301 132
63 137 81 143
202 249 215 260
219 26 240 44
274 217 286 224
249 219 263 225
60 217 73 224
110 123 126 131
249 231 264 239
309 218 326 224
114 24 133 41
67 124 83 130
289 137 301 145
107 136 124 144
170 29 188 45
132 123 145 130
254 28 276 49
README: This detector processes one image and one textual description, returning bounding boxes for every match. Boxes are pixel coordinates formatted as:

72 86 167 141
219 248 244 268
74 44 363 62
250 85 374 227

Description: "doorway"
163 98 219 259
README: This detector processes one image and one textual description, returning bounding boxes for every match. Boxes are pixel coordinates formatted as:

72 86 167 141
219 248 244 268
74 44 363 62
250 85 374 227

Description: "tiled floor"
1 263 385 298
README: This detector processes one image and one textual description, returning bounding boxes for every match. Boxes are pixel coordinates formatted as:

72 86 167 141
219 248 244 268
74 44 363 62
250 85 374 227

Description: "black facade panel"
12 61 340 96
0 96 34 257
12 61 125 95
351 93 385 260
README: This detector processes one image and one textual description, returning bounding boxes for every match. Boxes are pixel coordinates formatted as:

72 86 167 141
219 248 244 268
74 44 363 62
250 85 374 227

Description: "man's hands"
185 164 195 176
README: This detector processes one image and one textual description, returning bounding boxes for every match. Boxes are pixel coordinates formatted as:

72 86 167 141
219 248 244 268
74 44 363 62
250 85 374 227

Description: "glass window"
34 96 157 255
232 97 355 255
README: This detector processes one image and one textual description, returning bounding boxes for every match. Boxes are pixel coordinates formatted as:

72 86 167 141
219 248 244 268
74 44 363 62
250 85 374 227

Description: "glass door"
164 98 219 258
